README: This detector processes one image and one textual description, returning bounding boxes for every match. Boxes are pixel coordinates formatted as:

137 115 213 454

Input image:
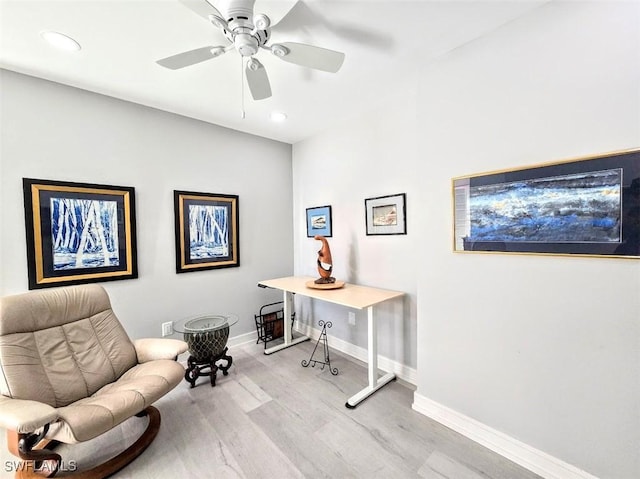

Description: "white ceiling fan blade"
270 1 392 50
179 0 224 22
272 42 345 73
177 0 229 44
269 0 313 32
245 58 272 100
157 46 225 70
260 0 299 27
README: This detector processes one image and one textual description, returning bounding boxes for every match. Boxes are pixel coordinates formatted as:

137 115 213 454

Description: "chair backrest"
0 284 137 407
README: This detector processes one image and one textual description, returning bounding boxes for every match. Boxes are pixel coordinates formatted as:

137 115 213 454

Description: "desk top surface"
258 276 404 310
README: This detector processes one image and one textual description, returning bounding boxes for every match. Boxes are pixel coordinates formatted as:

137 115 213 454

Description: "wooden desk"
257 276 404 408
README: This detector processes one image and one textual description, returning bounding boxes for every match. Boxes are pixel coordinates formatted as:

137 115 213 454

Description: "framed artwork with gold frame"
23 178 138 289
452 148 640 258
174 190 239 273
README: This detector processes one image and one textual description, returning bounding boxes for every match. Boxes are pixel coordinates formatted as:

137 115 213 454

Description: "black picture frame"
452 148 640 258
365 193 407 235
306 205 332 237
23 178 138 289
174 190 239 273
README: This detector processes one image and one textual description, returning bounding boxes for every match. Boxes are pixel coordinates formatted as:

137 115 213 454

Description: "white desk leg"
264 290 310 355
345 305 396 408
284 290 292 344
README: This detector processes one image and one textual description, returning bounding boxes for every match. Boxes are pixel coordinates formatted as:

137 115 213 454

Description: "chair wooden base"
7 406 161 479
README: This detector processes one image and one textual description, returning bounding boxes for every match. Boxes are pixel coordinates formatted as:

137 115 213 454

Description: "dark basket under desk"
254 301 296 349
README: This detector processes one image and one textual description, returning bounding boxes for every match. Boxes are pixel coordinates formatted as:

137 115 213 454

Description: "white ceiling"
0 0 548 144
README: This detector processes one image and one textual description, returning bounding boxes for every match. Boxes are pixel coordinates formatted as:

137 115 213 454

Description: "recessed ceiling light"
40 31 81 51
270 111 287 122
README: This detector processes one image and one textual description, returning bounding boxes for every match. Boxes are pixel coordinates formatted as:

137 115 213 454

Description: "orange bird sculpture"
314 235 336 284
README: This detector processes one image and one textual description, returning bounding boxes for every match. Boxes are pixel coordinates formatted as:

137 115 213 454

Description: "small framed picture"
365 193 407 235
174 190 239 273
23 178 138 289
306 205 332 237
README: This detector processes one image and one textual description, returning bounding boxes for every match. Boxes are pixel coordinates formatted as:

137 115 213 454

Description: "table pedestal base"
345 372 396 408
264 336 310 355
184 347 233 388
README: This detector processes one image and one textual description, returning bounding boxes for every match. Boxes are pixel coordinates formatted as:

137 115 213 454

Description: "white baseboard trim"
222 323 417 384
296 322 417 385
411 393 599 479
228 329 259 348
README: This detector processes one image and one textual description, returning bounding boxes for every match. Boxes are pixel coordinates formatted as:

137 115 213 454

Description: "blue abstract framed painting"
174 190 239 273
23 178 138 289
306 205 332 237
452 148 640 258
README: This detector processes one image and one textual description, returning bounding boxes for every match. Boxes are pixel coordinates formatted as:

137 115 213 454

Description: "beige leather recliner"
0 284 188 478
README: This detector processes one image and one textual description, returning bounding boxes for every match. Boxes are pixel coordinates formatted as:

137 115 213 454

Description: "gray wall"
292 85 419 373
0 70 293 340
293 2 639 478
416 3 639 477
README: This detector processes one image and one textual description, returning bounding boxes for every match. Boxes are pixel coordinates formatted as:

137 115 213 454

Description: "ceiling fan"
157 0 346 100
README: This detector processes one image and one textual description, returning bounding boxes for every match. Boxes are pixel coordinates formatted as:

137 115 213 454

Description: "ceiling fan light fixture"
40 30 81 51
235 33 259 57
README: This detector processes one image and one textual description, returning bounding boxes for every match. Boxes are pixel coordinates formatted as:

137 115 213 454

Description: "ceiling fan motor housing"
220 0 255 18
218 0 269 56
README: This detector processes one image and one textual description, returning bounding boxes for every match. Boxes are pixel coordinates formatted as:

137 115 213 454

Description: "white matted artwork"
365 193 407 235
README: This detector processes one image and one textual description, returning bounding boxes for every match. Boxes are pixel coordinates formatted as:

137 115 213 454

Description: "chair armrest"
0 396 58 434
134 338 188 363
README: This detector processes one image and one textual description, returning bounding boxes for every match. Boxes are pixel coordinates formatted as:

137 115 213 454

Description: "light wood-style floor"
1 339 542 478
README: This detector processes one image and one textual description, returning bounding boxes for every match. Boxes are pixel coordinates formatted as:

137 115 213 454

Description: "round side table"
174 314 238 388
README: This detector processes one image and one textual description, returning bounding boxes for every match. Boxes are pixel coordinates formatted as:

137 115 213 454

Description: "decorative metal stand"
301 320 338 375
184 347 233 388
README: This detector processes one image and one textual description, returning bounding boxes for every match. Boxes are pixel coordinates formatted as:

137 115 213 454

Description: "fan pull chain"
240 56 246 119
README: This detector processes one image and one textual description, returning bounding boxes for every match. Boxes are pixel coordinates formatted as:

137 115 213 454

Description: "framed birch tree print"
174 190 239 273
23 178 138 289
